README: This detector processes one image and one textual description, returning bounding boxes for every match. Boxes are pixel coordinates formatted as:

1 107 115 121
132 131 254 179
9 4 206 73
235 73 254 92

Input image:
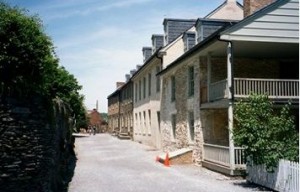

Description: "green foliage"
233 94 299 170
100 113 108 122
0 2 88 131
0 3 55 95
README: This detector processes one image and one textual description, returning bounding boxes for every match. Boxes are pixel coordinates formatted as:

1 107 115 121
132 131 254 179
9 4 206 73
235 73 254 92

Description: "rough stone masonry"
0 96 75 192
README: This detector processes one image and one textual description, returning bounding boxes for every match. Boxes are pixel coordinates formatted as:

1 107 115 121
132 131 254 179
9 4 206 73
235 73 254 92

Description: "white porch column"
227 42 235 175
207 53 211 102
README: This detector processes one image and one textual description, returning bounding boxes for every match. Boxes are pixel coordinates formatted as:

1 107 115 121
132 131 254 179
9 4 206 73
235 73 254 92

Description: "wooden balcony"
208 78 299 102
203 143 246 175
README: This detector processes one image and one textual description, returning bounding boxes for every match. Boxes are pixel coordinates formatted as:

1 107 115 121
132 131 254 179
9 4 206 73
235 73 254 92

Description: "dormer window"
196 21 203 43
196 19 235 43
183 31 196 52
152 34 164 53
163 18 196 46
142 47 152 62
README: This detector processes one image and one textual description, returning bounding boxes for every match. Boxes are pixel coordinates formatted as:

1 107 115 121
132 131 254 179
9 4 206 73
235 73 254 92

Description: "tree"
47 66 88 131
0 3 56 96
233 94 299 170
0 2 88 131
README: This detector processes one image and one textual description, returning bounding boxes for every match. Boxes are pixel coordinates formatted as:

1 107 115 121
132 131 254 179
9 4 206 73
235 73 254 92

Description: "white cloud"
56 27 122 49
36 0 154 21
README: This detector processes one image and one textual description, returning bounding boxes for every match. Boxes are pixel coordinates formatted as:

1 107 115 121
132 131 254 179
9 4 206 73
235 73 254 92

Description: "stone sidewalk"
68 134 270 192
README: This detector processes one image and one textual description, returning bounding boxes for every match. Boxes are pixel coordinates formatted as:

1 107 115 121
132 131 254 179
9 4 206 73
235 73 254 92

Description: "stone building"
132 19 196 148
158 0 299 175
119 79 134 139
108 0 244 149
107 82 124 134
158 18 238 164
107 76 135 139
106 0 298 176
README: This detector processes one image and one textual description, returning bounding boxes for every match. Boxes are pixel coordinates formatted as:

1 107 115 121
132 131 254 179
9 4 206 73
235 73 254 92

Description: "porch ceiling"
204 40 299 59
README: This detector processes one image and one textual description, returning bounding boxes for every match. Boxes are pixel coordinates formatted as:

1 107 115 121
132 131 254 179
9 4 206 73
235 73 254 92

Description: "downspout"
155 51 164 148
155 51 164 71
218 37 235 175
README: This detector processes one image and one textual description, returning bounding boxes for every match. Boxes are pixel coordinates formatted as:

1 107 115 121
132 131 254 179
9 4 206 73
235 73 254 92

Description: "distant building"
88 109 107 133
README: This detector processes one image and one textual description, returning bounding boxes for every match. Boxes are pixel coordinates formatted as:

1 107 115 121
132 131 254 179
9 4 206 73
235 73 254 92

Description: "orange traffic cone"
164 152 170 167
156 156 164 164
155 156 159 162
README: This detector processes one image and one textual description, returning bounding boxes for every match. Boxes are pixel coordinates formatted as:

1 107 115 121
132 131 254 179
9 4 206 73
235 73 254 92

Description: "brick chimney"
243 0 276 17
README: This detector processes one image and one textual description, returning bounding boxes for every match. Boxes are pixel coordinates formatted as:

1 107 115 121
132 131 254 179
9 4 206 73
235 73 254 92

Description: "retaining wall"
0 96 75 192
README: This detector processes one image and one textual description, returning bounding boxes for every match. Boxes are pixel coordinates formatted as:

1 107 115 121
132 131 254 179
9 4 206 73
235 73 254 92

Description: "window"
148 110 151 134
148 73 151 96
188 66 194 96
143 77 146 99
157 111 161 132
184 32 195 52
139 112 142 134
143 111 146 134
171 114 176 139
189 111 195 141
135 113 138 132
156 66 161 92
139 80 142 100
171 76 176 102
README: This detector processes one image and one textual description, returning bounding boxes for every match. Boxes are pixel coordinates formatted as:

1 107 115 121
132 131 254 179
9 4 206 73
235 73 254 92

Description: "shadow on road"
61 136 80 192
233 181 275 191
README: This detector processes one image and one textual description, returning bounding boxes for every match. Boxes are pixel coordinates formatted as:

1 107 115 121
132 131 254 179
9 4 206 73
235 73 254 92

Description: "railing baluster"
243 80 246 96
210 78 298 100
277 80 280 97
268 80 270 95
287 81 290 97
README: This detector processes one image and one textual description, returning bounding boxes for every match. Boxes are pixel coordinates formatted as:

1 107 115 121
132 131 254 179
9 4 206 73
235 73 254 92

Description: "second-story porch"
203 78 299 106
199 38 299 108
199 40 298 175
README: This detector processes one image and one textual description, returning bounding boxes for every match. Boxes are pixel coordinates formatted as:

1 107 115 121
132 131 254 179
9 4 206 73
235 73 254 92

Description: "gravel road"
68 134 270 192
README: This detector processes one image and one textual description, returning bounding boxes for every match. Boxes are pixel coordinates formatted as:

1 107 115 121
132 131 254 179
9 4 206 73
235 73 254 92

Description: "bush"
233 94 299 170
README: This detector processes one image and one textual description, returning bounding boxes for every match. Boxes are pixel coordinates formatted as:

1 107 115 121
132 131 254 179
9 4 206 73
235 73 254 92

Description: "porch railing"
234 78 299 99
208 78 299 101
203 143 246 169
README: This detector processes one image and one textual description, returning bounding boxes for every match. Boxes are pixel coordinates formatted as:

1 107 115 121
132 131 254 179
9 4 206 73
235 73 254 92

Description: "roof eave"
158 23 234 76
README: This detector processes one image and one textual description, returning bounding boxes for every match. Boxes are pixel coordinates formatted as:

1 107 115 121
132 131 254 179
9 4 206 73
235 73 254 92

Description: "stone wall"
170 151 193 165
160 57 203 164
201 109 229 146
107 93 120 134
0 96 75 192
209 57 280 83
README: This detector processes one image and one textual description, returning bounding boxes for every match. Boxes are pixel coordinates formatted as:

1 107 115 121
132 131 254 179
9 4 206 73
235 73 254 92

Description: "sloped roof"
220 0 299 43
158 0 299 77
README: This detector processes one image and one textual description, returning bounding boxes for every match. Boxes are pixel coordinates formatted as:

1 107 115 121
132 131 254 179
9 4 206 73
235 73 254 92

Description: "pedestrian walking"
93 127 96 135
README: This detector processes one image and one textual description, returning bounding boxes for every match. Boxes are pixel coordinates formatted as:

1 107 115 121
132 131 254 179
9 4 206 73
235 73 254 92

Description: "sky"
5 0 243 112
